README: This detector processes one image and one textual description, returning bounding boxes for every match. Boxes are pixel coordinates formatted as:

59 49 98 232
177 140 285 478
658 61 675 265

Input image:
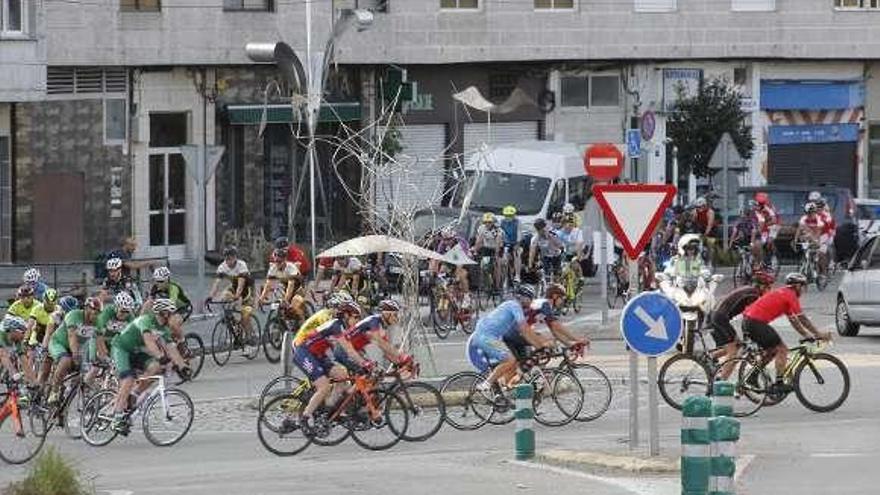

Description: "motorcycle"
655 271 723 354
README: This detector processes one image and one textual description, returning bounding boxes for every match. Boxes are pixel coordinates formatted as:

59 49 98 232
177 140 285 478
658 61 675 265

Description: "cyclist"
813 195 836 262
520 283 589 351
556 215 585 283
86 292 136 385
143 266 191 341
793 202 829 276
22 267 49 301
23 288 59 385
335 299 411 373
741 273 831 395
528 218 565 280
7 285 38 323
431 226 472 308
46 296 103 404
36 296 79 386
270 236 310 278
292 300 368 432
466 285 552 396
109 299 190 432
692 197 716 263
474 212 504 294
259 247 308 321
331 256 364 299
561 202 581 228
664 234 707 279
754 192 779 267
500 205 522 284
293 292 349 342
729 202 760 266
0 316 28 381
710 270 775 380
100 257 141 308
207 246 256 345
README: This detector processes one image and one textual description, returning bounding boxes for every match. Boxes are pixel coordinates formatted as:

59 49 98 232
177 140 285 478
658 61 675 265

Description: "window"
440 0 479 9
120 0 161 12
634 0 676 12
567 176 591 211
548 180 566 216
734 67 748 86
535 0 575 9
0 135 10 262
591 76 620 106
560 77 589 107
732 0 775 11
835 0 880 7
223 0 273 11
104 99 127 145
1 0 25 35
560 74 621 108
47 67 127 96
149 113 188 147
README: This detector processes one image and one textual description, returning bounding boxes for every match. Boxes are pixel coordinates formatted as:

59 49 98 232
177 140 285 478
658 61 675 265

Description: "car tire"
835 296 860 337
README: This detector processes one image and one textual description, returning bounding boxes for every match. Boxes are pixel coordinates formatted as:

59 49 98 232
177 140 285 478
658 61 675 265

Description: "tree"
667 78 754 178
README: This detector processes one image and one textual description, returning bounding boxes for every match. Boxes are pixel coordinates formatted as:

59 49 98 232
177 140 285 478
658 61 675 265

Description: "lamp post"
246 7 374 267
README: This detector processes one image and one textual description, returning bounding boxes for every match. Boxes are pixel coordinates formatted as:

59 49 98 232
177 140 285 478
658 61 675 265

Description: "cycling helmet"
747 199 759 210
804 202 817 214
784 272 808 286
516 284 536 300
534 218 547 231
327 291 353 309
83 296 103 312
16 285 34 299
755 192 769 205
482 212 496 224
113 292 136 312
378 299 402 312
273 236 290 250
502 205 517 217
808 191 822 202
814 197 826 207
551 212 564 223
441 226 456 239
152 298 176 314
43 288 58 304
562 203 575 215
272 248 288 262
223 246 238 257
677 233 702 255
694 197 708 208
546 283 566 299
1 315 27 333
106 257 123 271
22 267 41 284
338 301 362 316
58 296 79 313
752 270 775 287
152 266 171 282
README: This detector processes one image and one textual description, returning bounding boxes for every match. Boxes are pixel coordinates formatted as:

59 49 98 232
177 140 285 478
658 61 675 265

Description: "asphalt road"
2 272 879 495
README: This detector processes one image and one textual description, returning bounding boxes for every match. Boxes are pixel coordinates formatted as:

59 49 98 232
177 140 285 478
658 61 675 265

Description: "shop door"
33 173 84 261
148 153 187 253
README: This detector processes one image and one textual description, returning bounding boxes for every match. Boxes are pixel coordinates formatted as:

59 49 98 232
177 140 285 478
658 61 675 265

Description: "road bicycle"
657 321 717 410
732 244 754 288
546 344 613 422
260 282 314 365
429 273 477 339
205 299 263 366
559 254 584 315
257 368 409 456
0 375 46 464
29 359 115 440
174 332 205 384
80 371 194 447
475 252 503 310
606 257 630 309
797 241 829 291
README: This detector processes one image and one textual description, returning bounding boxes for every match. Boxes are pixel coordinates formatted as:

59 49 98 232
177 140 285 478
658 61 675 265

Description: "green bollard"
709 416 740 495
682 395 712 495
712 381 735 418
514 383 534 461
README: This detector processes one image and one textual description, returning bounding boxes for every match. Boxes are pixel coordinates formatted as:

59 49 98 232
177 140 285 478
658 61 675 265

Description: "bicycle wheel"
478 372 515 426
606 269 618 309
257 393 312 456
211 320 233 366
263 316 286 364
258 374 306 412
180 332 205 381
657 354 711 410
570 364 613 422
716 357 770 417
816 272 830 291
61 386 85 440
532 370 583 427
79 389 118 447
241 314 262 361
142 388 194 447
439 371 491 431
431 295 454 339
794 353 850 413
349 390 409 451
0 401 46 465
393 381 445 442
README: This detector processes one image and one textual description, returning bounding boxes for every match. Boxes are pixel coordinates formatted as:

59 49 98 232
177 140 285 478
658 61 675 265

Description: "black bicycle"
206 299 263 366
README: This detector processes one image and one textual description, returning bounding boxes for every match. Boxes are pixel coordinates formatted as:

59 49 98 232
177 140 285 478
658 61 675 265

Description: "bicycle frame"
130 374 168 419
0 389 23 435
326 374 382 423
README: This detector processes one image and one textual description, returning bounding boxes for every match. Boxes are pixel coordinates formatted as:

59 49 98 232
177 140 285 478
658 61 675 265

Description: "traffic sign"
584 143 624 181
591 183 676 260
641 110 656 141
626 129 641 158
620 292 682 357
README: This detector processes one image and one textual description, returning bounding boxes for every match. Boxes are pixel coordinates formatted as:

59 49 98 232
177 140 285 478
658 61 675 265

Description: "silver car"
836 234 880 336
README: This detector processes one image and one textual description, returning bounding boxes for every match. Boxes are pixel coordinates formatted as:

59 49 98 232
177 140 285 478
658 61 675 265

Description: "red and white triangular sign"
592 184 677 260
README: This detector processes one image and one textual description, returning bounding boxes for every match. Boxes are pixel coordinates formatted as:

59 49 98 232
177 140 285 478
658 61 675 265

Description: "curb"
537 449 680 475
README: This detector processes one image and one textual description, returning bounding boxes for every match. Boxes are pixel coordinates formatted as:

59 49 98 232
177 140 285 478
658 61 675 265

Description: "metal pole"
197 71 208 305
164 157 170 261
628 348 639 450
305 0 317 271
599 216 608 325
647 355 659 456
721 138 729 250
672 146 679 205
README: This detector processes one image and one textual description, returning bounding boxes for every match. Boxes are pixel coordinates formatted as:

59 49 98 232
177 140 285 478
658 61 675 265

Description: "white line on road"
102 490 134 495
509 460 678 495
735 454 755 481
810 453 868 458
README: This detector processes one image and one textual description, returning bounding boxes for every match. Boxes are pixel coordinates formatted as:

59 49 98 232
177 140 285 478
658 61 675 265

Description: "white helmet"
562 203 575 215
694 197 708 208
152 298 176 314
153 266 171 282
106 257 123 270
677 233 702 255
22 268 41 284
113 292 136 312
807 191 822 202
1 315 27 333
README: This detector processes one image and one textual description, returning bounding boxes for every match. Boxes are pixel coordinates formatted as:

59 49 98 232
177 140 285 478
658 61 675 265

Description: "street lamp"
245 8 374 266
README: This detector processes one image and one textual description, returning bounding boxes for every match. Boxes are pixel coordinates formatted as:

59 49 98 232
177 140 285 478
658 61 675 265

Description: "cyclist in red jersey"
334 299 411 371
794 202 829 275
741 273 831 394
754 192 779 267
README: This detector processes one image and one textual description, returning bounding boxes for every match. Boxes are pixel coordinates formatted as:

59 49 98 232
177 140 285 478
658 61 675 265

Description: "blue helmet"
58 296 80 313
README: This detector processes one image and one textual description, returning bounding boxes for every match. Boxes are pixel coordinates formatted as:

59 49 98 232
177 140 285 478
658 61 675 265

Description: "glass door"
149 153 187 248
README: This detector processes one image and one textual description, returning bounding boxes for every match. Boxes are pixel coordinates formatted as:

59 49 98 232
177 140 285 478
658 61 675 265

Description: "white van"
449 141 591 232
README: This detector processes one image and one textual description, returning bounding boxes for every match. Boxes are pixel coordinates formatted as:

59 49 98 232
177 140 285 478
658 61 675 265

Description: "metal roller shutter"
375 124 447 222
768 142 856 192
463 121 540 154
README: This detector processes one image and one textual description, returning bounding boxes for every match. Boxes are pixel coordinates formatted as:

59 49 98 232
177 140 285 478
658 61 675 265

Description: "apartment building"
3 0 880 262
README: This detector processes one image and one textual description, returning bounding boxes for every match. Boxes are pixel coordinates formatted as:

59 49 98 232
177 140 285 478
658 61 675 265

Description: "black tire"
431 294 453 339
606 269 618 309
348 390 409 451
241 314 262 361
263 316 286 364
393 381 445 442
532 369 584 427
0 402 46 464
439 371 491 431
716 357 770 417
835 297 861 337
570 364 613 422
79 389 118 447
794 353 850 413
657 354 711 410
258 374 306 412
211 320 233 366
816 271 830 291
61 385 85 440
180 333 205 381
257 393 312 456
142 388 194 447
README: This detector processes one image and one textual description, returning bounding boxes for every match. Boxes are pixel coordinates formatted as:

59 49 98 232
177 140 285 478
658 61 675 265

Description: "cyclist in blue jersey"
500 205 522 283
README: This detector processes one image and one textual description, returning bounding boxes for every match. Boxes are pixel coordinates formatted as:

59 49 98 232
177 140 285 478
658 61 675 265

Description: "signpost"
641 110 656 141
591 184 677 260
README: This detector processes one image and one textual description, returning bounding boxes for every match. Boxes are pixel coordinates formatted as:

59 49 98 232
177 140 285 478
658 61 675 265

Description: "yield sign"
592 184 677 260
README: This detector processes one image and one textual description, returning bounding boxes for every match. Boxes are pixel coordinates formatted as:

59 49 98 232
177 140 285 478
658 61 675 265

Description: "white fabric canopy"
441 243 477 266
316 235 446 261
452 86 537 114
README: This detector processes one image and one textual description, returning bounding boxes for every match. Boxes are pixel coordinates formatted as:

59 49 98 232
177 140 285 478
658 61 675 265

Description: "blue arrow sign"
620 292 682 357
626 129 641 158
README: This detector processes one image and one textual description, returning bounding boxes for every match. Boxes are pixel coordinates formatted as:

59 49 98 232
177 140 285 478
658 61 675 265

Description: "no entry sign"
584 143 624 182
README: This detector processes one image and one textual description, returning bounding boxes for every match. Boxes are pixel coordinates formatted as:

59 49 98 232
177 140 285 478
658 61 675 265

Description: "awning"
225 102 361 125
761 80 864 111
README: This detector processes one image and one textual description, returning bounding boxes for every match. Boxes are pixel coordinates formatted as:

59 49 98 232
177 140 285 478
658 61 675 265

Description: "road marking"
509 460 678 495
102 491 134 495
810 452 867 458
735 454 755 481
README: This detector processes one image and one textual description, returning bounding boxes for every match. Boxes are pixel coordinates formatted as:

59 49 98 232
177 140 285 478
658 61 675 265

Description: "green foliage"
667 78 754 178
4 448 94 495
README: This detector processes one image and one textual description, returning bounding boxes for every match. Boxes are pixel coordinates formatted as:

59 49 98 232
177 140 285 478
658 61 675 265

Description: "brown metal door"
33 173 85 261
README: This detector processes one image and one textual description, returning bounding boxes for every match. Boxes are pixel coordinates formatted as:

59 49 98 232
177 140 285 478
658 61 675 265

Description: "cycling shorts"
293 345 334 382
479 247 499 260
466 332 510 373
331 345 365 373
710 312 738 347
742 318 782 350
543 256 562 275
503 332 529 362
48 339 72 362
112 346 156 379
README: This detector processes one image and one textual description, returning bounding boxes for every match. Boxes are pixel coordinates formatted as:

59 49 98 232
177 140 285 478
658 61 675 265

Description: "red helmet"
755 192 769 205
752 270 775 287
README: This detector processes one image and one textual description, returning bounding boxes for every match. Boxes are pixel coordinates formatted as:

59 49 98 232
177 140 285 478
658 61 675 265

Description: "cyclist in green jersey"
36 296 79 386
110 298 189 431
143 266 190 341
24 289 59 385
47 297 103 404
84 292 136 386
0 316 28 379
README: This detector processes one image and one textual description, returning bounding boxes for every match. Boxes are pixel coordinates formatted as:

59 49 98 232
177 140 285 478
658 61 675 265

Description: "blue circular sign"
620 292 682 357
